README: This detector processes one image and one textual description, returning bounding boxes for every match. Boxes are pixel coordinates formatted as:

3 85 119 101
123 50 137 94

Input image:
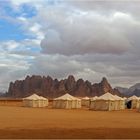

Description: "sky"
0 0 140 91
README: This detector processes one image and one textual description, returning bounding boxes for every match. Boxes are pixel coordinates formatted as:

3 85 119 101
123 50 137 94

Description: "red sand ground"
0 105 140 139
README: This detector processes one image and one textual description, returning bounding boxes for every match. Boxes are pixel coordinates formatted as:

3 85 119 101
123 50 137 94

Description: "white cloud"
10 0 47 11
29 23 44 40
40 5 134 55
0 51 31 91
0 40 19 51
10 0 33 5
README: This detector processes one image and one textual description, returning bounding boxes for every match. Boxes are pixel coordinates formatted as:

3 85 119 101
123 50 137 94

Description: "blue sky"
0 19 28 40
0 2 37 41
0 0 140 91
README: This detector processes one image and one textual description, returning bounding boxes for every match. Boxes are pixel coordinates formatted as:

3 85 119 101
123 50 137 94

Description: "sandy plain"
0 101 140 139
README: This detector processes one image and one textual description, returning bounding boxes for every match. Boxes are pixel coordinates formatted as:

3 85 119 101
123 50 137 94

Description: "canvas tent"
23 94 48 107
53 93 81 109
81 96 90 107
90 96 99 109
127 95 140 109
91 96 99 101
114 95 125 110
90 92 116 111
90 93 125 111
123 97 127 100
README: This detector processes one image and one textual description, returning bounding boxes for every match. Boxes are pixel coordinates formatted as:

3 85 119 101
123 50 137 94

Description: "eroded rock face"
65 75 76 94
7 75 121 98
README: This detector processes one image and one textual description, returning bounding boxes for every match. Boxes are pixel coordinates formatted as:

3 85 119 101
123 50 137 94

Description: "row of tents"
22 93 140 111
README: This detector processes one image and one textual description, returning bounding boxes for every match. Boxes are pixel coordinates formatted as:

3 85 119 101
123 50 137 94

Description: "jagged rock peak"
101 77 108 84
67 75 75 82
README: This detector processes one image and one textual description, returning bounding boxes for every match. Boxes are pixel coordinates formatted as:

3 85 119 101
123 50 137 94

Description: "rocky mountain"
116 83 140 97
7 75 121 98
115 87 129 96
129 83 140 92
115 87 128 94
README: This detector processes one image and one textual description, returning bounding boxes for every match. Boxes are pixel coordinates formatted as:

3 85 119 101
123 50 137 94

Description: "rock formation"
116 83 140 97
7 75 121 98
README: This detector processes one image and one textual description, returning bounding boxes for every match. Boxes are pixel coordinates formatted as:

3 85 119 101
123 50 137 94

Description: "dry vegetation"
0 100 140 139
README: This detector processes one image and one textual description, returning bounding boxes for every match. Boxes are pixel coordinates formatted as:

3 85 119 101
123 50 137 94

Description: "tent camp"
90 92 116 111
81 96 90 107
23 94 48 107
53 93 81 109
127 95 140 109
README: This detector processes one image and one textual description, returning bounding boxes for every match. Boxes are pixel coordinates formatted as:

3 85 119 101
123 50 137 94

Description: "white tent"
89 96 99 109
23 94 48 107
128 95 139 100
123 97 127 100
114 95 125 110
90 93 125 111
127 95 140 109
53 93 81 109
90 96 99 101
90 92 116 111
81 96 90 107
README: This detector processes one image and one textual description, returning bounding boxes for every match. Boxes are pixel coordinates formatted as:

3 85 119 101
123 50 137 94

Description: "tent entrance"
127 100 132 109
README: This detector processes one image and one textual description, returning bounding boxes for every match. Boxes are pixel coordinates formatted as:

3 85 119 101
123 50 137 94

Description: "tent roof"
91 94 124 101
23 94 48 100
123 97 127 100
54 93 81 101
82 96 90 100
39 96 48 100
97 92 116 101
91 96 99 101
114 95 124 100
128 95 139 100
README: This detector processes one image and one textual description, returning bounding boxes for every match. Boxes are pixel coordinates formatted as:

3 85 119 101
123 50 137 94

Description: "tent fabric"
23 94 48 107
82 97 90 100
23 94 41 100
123 97 127 100
54 93 80 101
114 95 124 101
81 97 90 107
90 96 98 101
53 93 81 109
89 96 99 109
90 100 115 111
114 95 125 110
131 100 139 109
128 95 139 101
90 92 125 111
127 95 140 109
96 92 116 101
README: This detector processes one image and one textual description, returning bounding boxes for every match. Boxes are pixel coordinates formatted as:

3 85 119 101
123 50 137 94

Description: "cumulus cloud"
0 51 31 91
40 2 136 55
0 38 40 91
28 54 84 78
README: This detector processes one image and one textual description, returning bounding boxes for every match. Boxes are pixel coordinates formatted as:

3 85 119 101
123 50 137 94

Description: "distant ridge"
7 75 121 98
116 83 140 97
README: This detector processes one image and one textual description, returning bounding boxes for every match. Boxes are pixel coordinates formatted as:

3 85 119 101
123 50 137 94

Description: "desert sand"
0 104 140 139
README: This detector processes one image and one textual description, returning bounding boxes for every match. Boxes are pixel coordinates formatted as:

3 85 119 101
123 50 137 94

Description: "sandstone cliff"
7 75 121 98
